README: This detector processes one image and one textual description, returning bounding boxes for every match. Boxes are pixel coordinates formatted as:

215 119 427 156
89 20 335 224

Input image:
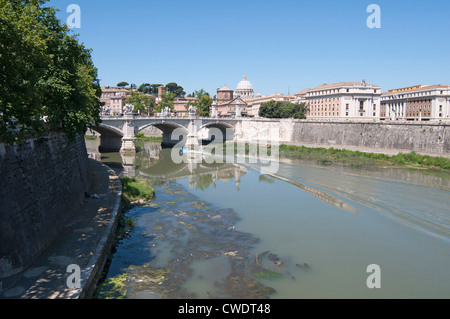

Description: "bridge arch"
137 121 189 148
199 122 235 144
89 123 125 152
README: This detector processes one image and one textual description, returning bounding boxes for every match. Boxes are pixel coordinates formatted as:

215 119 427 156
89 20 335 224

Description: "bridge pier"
120 119 136 153
185 119 200 150
234 121 244 142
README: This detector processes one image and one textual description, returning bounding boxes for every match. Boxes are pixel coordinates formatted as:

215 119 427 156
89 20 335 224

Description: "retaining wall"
0 133 91 278
241 119 450 154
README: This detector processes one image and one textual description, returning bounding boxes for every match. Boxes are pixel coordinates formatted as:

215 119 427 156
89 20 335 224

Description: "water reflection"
86 137 248 192
86 137 450 299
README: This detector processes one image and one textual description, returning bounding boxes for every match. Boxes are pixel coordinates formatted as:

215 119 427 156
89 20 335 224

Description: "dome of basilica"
235 73 254 100
236 74 253 91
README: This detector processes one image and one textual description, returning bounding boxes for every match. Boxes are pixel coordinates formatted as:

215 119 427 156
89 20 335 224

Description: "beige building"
295 80 381 119
172 96 197 117
154 85 197 117
380 85 450 121
100 87 132 115
216 85 251 117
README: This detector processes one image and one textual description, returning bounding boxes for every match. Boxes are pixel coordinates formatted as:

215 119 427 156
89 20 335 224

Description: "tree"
157 92 176 113
195 95 213 117
117 81 129 88
137 83 163 95
0 0 101 144
259 100 308 119
258 100 280 118
151 84 163 95
138 83 151 94
165 82 185 97
186 89 212 117
125 91 155 116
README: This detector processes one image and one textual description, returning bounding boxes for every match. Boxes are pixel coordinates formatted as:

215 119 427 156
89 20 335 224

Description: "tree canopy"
187 90 212 117
165 82 185 98
137 83 162 95
259 100 308 119
0 0 101 144
157 93 176 113
117 82 129 88
125 91 155 116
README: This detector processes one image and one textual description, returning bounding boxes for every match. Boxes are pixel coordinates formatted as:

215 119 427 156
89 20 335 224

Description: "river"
86 138 450 299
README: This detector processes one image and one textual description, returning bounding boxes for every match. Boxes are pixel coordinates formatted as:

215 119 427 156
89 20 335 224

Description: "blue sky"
50 0 450 96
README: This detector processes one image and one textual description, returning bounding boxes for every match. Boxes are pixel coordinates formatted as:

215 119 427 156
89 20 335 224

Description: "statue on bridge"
163 106 171 117
124 103 134 115
188 104 197 116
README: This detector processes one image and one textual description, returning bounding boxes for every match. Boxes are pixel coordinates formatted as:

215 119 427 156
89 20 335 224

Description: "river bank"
0 159 122 299
222 142 450 171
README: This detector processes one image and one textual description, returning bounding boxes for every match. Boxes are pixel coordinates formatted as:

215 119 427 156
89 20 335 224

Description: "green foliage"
135 132 162 142
253 271 283 280
259 100 308 119
117 82 129 88
165 82 185 97
120 177 155 204
157 92 176 112
187 89 212 117
278 145 450 170
94 273 128 299
137 83 162 95
125 91 155 116
0 0 101 144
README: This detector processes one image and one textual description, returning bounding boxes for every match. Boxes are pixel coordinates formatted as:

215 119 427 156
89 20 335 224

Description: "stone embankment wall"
241 119 450 154
0 133 91 278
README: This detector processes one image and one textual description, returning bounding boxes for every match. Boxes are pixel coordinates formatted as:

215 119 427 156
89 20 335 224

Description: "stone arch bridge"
91 115 243 152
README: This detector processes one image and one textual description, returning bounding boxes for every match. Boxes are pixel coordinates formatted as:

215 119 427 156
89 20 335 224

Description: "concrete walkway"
0 159 122 299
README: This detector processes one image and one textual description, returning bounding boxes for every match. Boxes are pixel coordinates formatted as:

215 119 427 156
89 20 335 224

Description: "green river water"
86 139 450 299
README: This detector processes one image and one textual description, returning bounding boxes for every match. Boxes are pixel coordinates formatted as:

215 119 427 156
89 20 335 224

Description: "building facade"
380 85 450 121
100 87 132 115
216 83 251 117
295 81 381 120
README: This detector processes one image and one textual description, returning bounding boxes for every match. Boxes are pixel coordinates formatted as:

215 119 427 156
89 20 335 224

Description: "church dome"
218 85 233 91
236 74 253 91
235 73 254 100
